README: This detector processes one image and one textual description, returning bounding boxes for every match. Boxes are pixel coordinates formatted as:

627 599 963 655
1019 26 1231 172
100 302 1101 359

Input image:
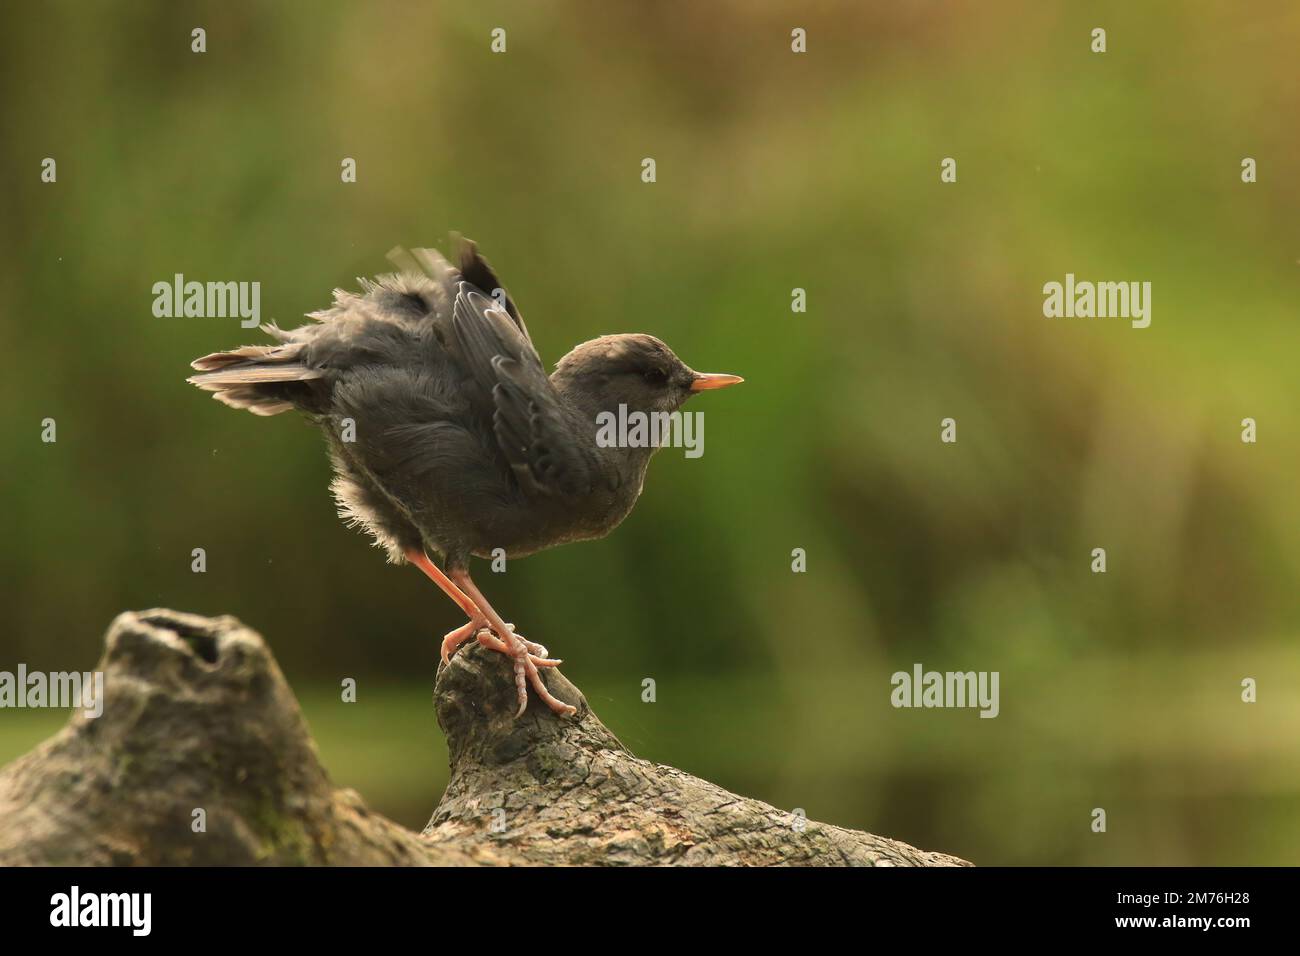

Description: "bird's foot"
442 619 559 667
508 644 578 718
441 622 573 717
475 623 554 661
473 625 576 719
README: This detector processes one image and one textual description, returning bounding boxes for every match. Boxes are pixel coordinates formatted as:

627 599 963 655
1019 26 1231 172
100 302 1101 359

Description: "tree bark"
0 609 969 866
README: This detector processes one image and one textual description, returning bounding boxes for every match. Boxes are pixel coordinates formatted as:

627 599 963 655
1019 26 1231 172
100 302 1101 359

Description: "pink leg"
405 549 479 618
405 549 489 663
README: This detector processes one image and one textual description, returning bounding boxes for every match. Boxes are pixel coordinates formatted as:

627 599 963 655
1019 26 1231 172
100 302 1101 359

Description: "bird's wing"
449 281 596 498
382 235 531 339
452 234 531 344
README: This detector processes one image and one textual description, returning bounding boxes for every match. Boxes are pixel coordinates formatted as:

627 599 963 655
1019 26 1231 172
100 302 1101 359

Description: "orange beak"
689 372 745 391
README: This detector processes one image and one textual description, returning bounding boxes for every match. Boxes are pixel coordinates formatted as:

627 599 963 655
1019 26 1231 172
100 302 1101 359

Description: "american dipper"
188 238 742 717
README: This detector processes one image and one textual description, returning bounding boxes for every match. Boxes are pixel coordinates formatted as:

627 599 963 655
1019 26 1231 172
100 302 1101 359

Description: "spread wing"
448 280 596 499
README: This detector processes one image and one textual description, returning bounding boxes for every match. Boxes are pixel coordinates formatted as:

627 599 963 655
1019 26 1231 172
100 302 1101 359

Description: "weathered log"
0 609 969 866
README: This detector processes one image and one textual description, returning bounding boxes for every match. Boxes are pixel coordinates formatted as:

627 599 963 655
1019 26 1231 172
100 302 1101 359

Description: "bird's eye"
643 368 668 385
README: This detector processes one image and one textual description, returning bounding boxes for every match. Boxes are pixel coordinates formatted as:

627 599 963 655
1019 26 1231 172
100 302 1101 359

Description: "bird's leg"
405 549 479 617
449 568 577 719
403 549 492 663
404 548 562 704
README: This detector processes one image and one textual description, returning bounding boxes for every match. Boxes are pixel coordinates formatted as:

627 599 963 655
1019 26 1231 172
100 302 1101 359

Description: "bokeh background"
2 1 1298 865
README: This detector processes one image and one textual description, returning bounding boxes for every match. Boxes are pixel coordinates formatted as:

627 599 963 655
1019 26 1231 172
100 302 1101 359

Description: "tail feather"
191 341 302 371
189 364 323 386
211 387 295 417
187 341 323 416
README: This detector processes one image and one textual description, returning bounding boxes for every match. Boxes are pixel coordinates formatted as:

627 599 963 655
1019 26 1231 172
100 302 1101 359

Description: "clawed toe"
439 621 479 664
510 651 577 718
501 624 550 658
474 627 561 666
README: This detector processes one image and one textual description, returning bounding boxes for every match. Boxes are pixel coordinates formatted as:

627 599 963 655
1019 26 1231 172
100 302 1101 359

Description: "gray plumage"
188 237 728 575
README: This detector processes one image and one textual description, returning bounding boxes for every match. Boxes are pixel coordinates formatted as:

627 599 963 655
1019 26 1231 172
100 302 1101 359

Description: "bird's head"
552 333 743 417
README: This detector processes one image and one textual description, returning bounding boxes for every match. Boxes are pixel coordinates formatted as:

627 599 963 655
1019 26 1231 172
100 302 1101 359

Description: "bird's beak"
689 372 745 391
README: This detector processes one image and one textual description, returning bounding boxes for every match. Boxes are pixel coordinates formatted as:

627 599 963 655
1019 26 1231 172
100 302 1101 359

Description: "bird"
187 237 743 718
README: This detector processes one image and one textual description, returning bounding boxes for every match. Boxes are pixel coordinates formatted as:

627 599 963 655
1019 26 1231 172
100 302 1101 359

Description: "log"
0 609 969 866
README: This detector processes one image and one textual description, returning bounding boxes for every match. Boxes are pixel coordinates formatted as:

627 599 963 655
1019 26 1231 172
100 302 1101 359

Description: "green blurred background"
2 1 1298 865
